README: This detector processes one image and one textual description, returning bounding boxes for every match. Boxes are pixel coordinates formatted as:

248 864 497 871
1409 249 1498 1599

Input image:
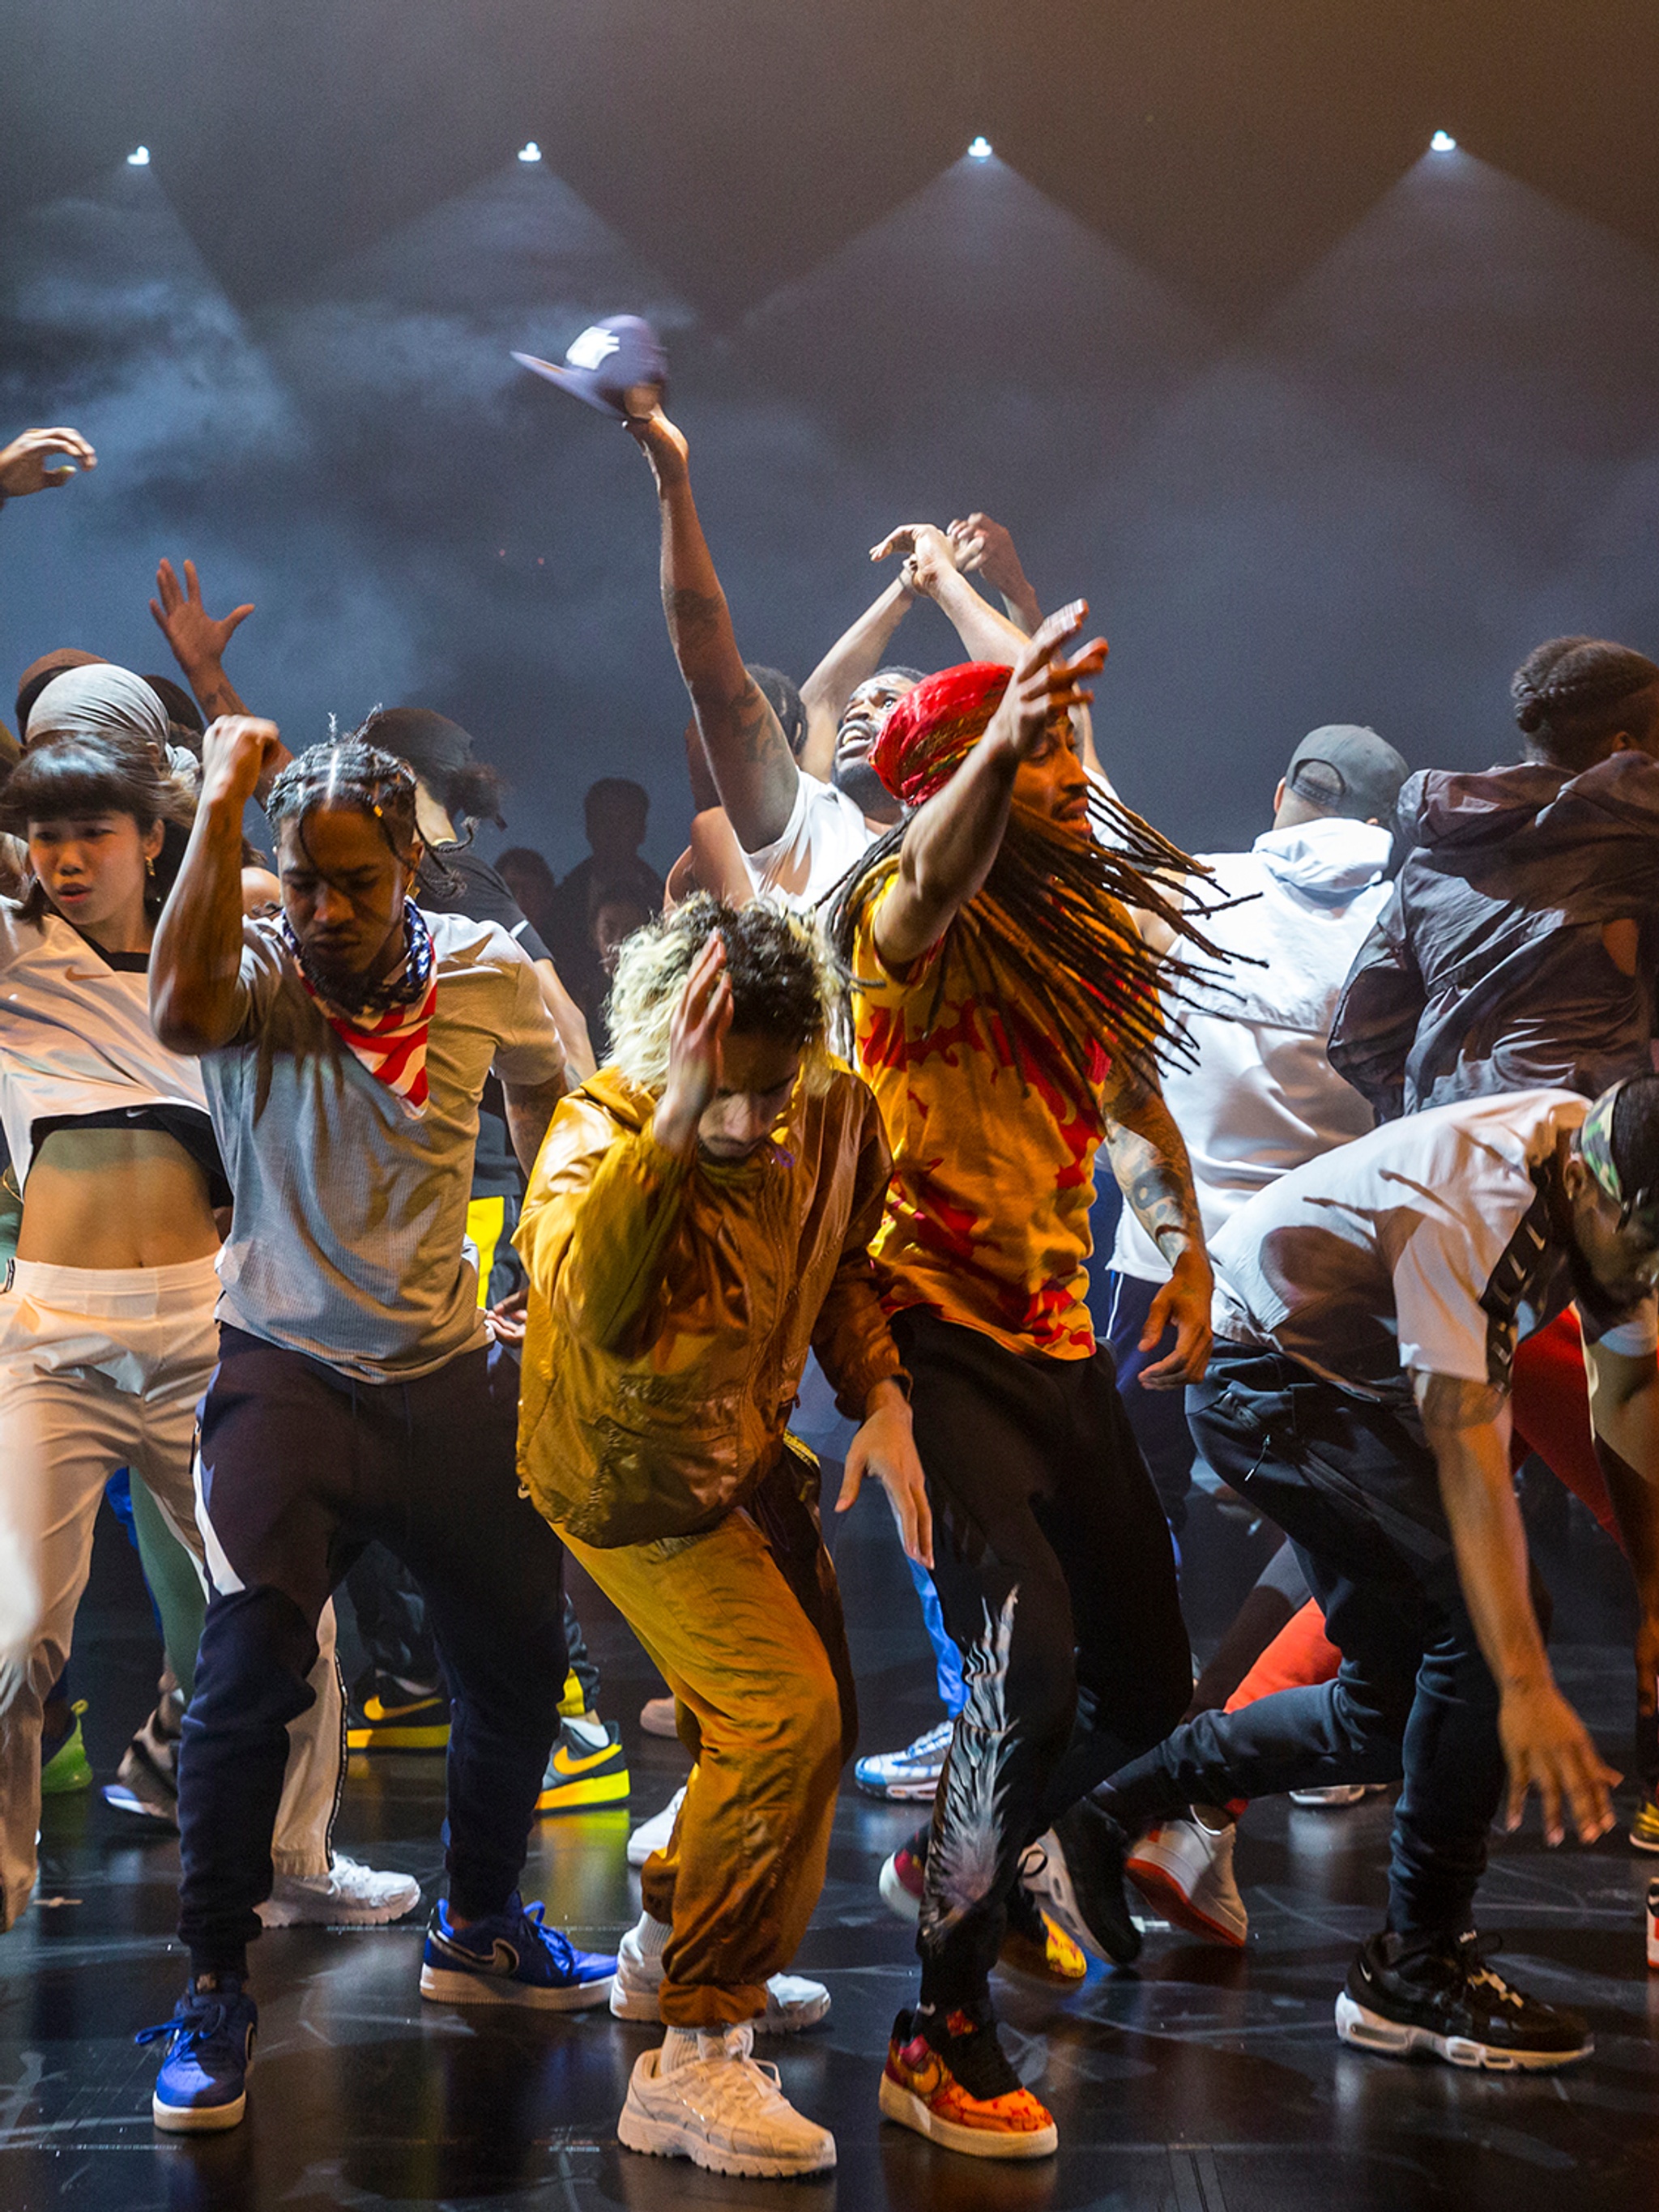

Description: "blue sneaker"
419 1892 616 2010
138 1975 257 2133
855 1718 954 1801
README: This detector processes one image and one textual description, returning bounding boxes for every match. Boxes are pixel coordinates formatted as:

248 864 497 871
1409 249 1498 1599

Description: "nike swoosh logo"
364 1695 440 1723
550 1741 618 1777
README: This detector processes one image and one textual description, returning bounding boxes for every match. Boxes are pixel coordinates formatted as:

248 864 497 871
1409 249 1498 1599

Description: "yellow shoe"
998 1906 1087 1987
347 1677 450 1753
1631 1796 1659 1853
535 1719 630 1816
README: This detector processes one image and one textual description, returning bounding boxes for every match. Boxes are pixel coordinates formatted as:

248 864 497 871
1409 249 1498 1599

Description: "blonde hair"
608 893 841 1097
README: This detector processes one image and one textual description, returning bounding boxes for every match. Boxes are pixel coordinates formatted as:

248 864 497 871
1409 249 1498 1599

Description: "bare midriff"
17 1127 221 1269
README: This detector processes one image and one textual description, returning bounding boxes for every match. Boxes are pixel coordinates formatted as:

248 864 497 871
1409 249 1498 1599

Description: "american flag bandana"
284 900 438 1118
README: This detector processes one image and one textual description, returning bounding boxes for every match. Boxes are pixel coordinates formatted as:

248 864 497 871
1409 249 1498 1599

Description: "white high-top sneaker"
626 1786 687 1869
617 2022 836 2177
609 1913 829 2030
1125 1815 1247 1948
258 1853 421 1928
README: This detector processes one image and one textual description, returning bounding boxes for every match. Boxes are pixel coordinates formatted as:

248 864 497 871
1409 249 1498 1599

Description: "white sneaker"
854 1719 953 1801
617 2024 835 2177
258 1853 421 1928
1289 1783 1389 1809
609 1916 830 2031
1125 1818 1247 1949
627 1786 687 1869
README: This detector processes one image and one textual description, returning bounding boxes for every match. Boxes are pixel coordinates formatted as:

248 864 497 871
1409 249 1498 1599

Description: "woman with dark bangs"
0 726 414 1940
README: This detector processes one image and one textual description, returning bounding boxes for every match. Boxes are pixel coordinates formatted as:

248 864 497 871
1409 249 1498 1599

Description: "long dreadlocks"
825 662 1241 1101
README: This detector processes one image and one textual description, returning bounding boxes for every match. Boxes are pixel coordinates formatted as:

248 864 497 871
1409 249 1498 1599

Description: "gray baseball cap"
1285 725 1409 822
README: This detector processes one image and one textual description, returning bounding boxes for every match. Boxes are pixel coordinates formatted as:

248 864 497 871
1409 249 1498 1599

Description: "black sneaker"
346 1672 450 1753
1024 1799 1142 1965
1336 1929 1592 2071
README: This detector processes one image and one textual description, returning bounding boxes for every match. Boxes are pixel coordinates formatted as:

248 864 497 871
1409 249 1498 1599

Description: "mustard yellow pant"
562 1504 847 2026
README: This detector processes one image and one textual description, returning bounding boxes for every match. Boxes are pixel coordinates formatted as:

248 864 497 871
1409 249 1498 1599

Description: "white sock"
564 1713 609 1751
659 2026 701 2073
635 1911 672 1958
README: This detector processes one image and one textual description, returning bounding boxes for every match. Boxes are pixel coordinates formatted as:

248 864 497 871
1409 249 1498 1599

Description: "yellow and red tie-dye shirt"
850 863 1115 1360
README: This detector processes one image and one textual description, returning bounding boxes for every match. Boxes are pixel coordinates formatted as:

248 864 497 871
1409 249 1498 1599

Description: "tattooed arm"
1101 1069 1212 1388
628 409 800 853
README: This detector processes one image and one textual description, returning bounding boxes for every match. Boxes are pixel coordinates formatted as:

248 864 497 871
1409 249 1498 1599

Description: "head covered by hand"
832 658 1237 1098
870 662 1012 809
24 663 172 756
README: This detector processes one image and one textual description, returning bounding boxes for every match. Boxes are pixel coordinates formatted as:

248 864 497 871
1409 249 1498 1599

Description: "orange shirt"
850 865 1117 1360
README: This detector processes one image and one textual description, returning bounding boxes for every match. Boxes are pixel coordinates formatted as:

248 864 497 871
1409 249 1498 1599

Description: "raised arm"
797 575 918 782
149 557 293 805
947 512 1043 635
628 410 798 853
871 522 1030 664
1417 1371 1617 1845
1101 1070 1211 1387
151 715 284 1053
873 603 1106 972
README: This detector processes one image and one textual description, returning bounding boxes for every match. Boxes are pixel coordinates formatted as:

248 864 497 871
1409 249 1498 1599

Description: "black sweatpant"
1101 1345 1510 1941
178 1327 568 1977
894 1310 1191 2011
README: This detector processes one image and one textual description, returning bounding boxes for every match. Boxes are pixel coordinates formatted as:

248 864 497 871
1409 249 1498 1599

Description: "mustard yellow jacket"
514 1063 905 1546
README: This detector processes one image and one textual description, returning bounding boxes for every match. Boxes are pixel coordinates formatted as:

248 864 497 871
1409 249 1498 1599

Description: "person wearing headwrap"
828 607 1225 2161
25 662 173 753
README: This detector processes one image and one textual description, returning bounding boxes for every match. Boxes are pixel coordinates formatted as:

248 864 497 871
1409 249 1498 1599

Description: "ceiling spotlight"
967 135 992 160
126 144 151 166
518 140 542 164
1430 130 1456 153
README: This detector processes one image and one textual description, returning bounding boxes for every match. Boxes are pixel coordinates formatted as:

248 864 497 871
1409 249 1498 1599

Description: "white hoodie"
1111 815 1392 1283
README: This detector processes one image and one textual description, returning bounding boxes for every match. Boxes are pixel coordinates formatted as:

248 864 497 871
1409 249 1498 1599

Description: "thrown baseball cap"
1284 724 1409 822
512 316 667 420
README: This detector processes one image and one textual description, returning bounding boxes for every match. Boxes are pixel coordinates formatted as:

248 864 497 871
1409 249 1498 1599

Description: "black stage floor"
4 1481 1659 2211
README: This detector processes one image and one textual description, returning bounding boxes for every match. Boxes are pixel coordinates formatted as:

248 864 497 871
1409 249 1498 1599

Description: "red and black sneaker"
880 2005 1057 2160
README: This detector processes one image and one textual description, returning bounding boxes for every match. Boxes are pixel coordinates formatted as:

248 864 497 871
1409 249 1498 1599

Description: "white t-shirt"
741 771 876 912
0 900 208 1183
1210 1088 1659 1403
1112 818 1391 1281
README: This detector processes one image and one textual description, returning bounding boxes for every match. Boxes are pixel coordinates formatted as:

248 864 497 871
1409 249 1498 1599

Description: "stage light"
967 135 992 160
518 141 542 164
1431 130 1456 153
127 145 151 167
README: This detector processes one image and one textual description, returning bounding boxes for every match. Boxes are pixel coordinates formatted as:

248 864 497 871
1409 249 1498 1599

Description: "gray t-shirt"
203 909 563 1381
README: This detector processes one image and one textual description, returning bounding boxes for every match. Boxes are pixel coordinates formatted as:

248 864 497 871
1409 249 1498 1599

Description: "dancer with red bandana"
829 607 1224 2159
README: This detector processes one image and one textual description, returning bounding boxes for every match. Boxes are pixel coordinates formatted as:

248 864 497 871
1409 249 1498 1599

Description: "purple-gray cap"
512 315 667 421
1285 724 1409 823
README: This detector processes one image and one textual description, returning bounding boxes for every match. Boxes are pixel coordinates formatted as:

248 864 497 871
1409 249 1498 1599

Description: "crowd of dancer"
3 393 1659 2180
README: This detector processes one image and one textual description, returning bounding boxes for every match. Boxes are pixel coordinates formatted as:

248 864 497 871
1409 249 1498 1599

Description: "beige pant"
0 1257 343 1930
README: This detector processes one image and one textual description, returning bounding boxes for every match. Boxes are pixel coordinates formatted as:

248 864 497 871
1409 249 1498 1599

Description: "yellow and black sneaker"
535 1717 630 1816
347 1674 451 1754
1630 1795 1659 1853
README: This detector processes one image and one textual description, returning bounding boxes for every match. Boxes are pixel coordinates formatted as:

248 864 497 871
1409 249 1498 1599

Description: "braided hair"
266 739 420 863
1511 637 1659 772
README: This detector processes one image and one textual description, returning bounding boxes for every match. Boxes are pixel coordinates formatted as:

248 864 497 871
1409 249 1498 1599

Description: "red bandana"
301 977 437 1116
871 661 1012 808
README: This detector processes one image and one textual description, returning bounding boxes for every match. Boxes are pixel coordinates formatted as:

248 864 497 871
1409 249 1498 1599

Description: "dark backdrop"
4 2 1659 873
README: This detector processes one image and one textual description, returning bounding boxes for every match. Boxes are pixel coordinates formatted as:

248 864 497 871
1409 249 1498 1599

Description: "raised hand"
1000 600 1109 761
653 931 732 1157
869 522 959 600
0 427 96 499
948 512 1038 623
200 715 285 814
149 558 254 682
